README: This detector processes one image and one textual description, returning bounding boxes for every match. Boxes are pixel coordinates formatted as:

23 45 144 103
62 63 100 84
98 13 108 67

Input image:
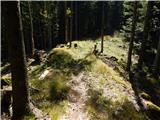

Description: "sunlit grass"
87 89 146 120
41 101 68 120
28 36 136 120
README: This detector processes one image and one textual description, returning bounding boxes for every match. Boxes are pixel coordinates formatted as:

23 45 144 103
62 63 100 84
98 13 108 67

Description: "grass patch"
84 54 130 88
87 88 146 120
46 48 75 69
22 114 35 120
49 77 70 101
40 101 68 120
31 64 48 76
30 67 71 119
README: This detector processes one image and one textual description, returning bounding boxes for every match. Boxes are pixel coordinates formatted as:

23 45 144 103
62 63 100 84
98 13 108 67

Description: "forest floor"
1 35 160 120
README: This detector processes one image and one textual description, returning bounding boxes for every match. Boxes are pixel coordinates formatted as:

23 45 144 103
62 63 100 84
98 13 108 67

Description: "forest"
1 1 160 120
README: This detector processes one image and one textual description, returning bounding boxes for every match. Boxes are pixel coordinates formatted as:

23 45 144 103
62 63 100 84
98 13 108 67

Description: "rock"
39 70 50 80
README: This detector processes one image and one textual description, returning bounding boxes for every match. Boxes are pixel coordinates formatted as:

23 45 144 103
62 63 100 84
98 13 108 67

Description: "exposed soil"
60 72 90 120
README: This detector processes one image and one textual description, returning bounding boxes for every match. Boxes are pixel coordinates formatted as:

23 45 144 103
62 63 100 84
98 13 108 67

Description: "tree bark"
47 3 52 50
126 2 138 72
138 2 152 69
69 2 73 48
75 2 78 40
101 2 105 53
65 1 68 43
43 1 47 50
28 1 35 56
5 1 31 119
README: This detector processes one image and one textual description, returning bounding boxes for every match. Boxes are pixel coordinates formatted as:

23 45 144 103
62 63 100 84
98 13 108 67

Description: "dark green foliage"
121 1 147 41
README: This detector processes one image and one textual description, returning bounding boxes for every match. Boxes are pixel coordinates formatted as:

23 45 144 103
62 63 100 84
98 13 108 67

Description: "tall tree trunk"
47 3 52 50
101 2 105 53
5 1 31 119
65 1 68 43
39 20 43 49
153 35 160 78
138 2 152 69
43 1 47 50
75 2 78 40
28 1 35 56
126 2 138 72
69 2 73 48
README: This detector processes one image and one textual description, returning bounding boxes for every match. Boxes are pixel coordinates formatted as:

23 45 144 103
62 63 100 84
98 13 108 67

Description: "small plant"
88 89 110 111
49 77 70 101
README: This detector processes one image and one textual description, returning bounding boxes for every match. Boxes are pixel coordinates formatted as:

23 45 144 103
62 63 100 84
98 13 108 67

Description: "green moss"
30 68 70 119
46 48 75 69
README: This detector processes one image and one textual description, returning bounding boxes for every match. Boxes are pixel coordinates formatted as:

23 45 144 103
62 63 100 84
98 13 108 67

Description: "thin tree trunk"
65 1 68 43
47 3 52 50
28 1 35 56
6 1 31 119
153 35 160 77
43 1 47 50
138 2 152 69
39 20 43 49
75 2 78 40
69 2 73 48
101 2 105 53
126 2 138 72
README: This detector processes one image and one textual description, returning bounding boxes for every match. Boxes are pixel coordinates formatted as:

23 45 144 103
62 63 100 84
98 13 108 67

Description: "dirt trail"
60 72 90 120
30 103 51 120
